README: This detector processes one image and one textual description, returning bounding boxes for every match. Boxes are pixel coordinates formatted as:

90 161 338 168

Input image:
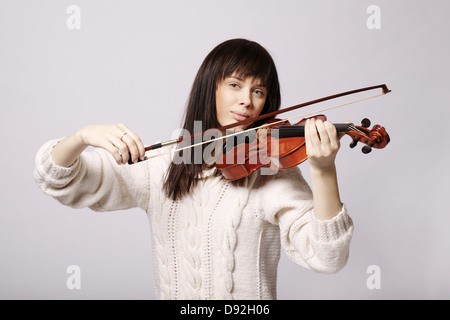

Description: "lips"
231 111 250 122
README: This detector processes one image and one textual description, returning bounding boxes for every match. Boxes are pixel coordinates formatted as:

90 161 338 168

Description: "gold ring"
120 132 127 141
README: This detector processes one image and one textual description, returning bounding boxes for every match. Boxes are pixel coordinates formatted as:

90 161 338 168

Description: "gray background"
1 0 449 299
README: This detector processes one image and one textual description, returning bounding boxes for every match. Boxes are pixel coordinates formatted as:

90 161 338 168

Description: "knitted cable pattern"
180 182 207 299
146 150 175 299
148 193 172 299
216 174 258 299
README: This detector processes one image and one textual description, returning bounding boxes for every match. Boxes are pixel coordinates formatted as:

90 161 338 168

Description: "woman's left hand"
305 118 343 171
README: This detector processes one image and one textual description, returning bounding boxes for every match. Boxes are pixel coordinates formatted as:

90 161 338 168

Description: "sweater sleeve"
257 167 353 274
33 139 150 212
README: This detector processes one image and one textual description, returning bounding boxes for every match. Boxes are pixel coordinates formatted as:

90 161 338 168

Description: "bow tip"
381 84 391 94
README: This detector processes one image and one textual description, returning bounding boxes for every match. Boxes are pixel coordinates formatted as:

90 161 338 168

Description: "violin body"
216 114 390 181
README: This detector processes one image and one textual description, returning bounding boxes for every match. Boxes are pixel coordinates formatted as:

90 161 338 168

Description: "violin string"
145 92 385 160
347 124 366 136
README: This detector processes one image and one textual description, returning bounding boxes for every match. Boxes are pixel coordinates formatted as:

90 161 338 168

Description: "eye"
229 83 240 88
253 89 265 96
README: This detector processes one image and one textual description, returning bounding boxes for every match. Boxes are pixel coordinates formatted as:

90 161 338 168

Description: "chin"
218 118 248 132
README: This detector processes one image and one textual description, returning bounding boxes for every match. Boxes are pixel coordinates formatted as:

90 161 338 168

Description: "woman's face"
215 73 267 131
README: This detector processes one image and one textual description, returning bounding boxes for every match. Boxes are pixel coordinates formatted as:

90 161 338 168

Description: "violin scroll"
346 118 390 154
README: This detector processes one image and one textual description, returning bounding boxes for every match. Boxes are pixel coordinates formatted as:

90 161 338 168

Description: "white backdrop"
1 0 449 299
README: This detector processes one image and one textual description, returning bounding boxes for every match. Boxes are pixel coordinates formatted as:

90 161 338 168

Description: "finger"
324 120 340 149
121 133 140 163
323 120 338 140
315 119 331 145
305 119 318 158
110 137 130 164
118 124 146 161
308 118 321 147
104 142 125 165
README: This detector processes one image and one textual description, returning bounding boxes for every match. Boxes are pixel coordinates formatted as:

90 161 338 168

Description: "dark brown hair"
163 39 281 200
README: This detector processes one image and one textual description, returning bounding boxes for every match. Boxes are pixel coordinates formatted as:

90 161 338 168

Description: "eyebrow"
228 76 267 87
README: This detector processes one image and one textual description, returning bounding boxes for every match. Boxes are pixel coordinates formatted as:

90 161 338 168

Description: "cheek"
215 88 233 118
255 99 266 115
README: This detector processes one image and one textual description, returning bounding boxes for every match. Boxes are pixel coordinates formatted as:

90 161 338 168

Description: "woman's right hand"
51 124 146 167
77 124 146 165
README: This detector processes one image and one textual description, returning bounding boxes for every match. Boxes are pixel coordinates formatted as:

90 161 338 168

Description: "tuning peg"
349 138 360 148
362 145 372 154
361 118 371 128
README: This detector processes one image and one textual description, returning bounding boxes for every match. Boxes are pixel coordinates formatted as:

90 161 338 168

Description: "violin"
215 114 390 181
129 84 391 181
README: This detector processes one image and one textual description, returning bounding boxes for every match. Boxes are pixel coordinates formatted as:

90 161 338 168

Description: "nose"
239 90 252 108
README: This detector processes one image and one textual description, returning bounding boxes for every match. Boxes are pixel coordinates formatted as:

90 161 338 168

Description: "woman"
34 38 353 299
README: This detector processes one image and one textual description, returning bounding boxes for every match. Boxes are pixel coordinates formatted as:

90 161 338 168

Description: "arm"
257 167 353 274
51 123 146 167
305 118 343 221
34 124 148 212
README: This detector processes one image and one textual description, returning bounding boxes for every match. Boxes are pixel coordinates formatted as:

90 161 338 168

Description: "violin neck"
277 123 351 138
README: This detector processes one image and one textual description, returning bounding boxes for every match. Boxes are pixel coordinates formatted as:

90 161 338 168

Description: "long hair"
163 39 281 200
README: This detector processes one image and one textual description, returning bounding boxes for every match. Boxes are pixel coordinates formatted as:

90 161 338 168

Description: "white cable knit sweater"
34 139 353 300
